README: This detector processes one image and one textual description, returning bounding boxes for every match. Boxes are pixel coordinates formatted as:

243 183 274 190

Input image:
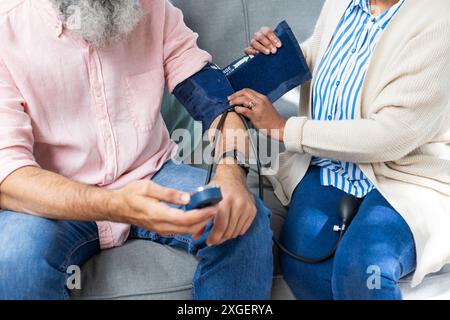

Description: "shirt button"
327 115 333 120
336 80 341 86
371 18 376 23
351 48 356 53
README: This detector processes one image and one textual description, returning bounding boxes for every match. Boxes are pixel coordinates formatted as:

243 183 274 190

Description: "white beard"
50 0 142 47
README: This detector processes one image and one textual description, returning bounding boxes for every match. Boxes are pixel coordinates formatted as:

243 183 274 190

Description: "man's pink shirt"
0 0 211 248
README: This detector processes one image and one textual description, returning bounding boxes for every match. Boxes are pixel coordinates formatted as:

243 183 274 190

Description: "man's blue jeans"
0 161 273 300
281 165 416 300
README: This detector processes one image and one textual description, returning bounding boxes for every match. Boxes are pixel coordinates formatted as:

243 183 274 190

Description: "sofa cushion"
73 172 450 300
71 239 295 300
400 264 450 300
72 240 196 300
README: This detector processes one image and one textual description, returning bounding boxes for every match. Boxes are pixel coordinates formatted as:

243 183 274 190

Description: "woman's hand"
238 27 286 141
228 88 286 141
244 27 282 56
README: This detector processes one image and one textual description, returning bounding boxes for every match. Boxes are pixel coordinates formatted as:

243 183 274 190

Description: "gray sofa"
73 0 450 300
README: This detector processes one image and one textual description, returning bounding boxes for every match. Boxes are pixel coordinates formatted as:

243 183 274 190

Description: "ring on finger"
247 100 257 110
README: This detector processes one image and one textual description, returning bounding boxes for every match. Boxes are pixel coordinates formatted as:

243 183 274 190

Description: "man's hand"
0 167 216 238
206 164 256 246
205 108 258 246
111 180 217 237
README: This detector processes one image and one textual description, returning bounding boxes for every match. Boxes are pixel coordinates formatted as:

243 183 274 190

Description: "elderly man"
0 0 273 299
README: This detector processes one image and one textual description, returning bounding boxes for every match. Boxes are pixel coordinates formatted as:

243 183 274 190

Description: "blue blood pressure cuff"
173 21 312 131
224 21 312 102
173 64 234 131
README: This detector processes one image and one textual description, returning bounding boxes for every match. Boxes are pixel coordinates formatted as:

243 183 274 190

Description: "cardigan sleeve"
285 14 450 164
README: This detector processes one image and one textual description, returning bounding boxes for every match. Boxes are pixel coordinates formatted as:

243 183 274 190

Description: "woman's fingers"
228 95 257 108
249 27 282 55
234 106 253 119
260 26 282 48
244 47 258 55
254 31 277 54
246 89 267 100
228 88 258 101
228 88 272 122
250 38 271 55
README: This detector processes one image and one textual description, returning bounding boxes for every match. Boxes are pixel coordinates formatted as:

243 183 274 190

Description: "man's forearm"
0 166 112 221
209 112 249 177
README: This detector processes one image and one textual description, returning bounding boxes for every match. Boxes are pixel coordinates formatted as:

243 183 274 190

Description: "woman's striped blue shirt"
311 0 405 198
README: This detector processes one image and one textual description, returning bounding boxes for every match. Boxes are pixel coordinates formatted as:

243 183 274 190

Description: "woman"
228 0 450 300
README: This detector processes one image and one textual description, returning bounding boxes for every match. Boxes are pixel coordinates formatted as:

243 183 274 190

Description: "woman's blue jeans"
0 161 273 300
281 165 416 300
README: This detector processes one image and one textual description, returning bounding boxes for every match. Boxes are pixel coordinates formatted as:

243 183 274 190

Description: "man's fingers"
141 199 216 226
221 205 240 242
158 218 211 236
239 214 252 236
232 215 246 239
142 202 215 235
207 202 231 246
230 205 249 240
182 219 211 236
143 181 190 205
169 206 218 227
192 226 206 240
240 214 254 236
233 204 252 239
261 27 282 48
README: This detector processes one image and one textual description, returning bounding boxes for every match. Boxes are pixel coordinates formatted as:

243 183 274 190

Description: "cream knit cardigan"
266 0 450 286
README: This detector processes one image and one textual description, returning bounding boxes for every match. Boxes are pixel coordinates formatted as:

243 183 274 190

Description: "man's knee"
0 211 67 299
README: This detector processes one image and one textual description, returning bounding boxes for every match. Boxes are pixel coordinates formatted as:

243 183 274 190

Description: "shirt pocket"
125 69 164 132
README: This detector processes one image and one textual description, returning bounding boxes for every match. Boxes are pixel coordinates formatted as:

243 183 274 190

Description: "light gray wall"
171 0 325 68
